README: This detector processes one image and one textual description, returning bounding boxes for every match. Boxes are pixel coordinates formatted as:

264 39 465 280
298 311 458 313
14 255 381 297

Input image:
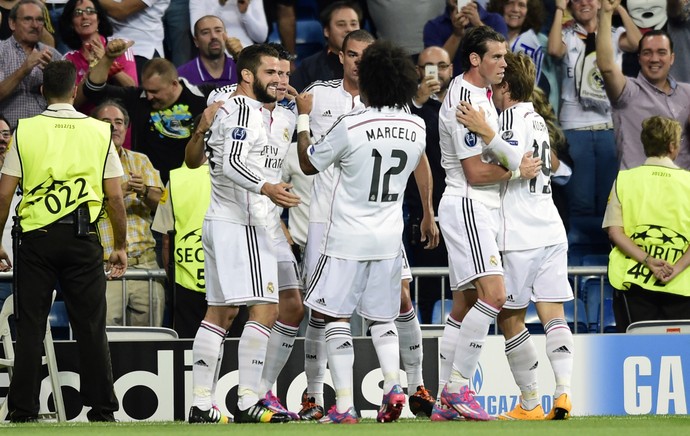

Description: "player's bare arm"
413 153 439 250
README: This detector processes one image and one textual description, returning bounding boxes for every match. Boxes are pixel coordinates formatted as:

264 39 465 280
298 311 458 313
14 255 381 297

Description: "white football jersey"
260 104 296 240
307 106 426 260
303 79 364 223
439 74 502 208
204 95 270 226
495 102 567 250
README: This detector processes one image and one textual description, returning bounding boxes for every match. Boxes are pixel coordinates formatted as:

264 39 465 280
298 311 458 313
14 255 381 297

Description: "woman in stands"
59 0 137 108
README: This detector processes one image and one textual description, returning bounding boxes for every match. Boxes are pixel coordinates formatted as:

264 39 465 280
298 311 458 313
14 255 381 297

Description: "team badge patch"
464 132 478 147
283 127 290 142
267 282 275 293
308 144 315 155
501 130 514 140
489 255 499 266
230 127 247 140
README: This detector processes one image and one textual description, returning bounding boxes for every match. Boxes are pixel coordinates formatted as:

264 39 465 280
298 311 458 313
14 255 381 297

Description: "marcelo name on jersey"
366 125 418 142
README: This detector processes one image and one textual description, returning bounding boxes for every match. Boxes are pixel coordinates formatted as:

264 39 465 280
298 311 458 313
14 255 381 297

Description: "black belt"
55 214 76 225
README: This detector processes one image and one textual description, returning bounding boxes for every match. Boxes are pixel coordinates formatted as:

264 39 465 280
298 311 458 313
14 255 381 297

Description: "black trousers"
173 284 249 339
7 224 118 421
613 284 690 333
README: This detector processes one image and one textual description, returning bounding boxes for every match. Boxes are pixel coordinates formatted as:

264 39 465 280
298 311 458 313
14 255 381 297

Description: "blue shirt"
423 4 507 76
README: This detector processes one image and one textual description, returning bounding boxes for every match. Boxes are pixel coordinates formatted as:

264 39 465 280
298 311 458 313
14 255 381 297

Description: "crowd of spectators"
1 0 689 327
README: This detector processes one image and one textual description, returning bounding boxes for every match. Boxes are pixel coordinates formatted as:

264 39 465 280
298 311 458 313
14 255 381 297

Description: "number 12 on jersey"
368 148 408 202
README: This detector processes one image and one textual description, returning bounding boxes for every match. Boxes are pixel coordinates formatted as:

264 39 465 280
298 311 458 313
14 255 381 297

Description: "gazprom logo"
465 132 478 147
471 363 484 394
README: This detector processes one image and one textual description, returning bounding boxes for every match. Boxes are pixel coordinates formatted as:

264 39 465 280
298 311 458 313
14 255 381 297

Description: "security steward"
0 60 128 423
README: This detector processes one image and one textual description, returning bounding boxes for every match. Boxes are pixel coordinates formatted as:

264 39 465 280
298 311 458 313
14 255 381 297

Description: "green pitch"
1 416 689 436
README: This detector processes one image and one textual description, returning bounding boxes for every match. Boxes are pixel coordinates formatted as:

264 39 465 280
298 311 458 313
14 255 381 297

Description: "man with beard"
177 15 242 87
186 43 300 425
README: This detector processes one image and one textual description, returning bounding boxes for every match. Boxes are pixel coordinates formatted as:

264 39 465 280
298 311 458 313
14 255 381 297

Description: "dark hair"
42 61 77 99
487 0 544 34
0 114 9 127
92 99 130 125
266 42 295 61
638 29 674 54
142 57 179 81
59 0 113 51
193 14 225 37
319 1 362 29
341 28 374 53
236 44 280 80
358 40 417 109
502 51 535 102
459 26 506 72
9 0 45 20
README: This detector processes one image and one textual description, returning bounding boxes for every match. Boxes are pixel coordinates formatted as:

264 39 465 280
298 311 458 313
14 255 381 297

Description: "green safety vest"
15 115 110 232
608 164 690 296
168 165 210 292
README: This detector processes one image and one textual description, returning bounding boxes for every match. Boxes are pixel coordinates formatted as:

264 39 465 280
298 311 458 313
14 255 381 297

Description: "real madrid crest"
283 127 290 142
267 282 275 293
489 255 498 266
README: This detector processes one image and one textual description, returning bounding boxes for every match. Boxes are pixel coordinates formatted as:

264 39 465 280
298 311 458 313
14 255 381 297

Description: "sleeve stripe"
228 139 263 184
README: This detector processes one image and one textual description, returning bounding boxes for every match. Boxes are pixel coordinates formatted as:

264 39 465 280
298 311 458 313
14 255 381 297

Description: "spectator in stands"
177 15 241 87
596 0 690 171
163 0 193 67
93 100 165 327
1 0 56 46
547 0 640 218
487 0 560 113
666 0 689 83
423 0 507 76
267 0 297 61
406 45 452 322
189 0 268 49
0 0 62 129
99 0 170 82
604 115 690 332
290 0 361 92
367 0 446 62
83 39 208 184
59 0 138 109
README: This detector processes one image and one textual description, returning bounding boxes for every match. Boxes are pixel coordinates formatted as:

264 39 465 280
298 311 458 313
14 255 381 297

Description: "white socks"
192 321 227 410
237 321 271 410
259 320 299 395
304 314 327 407
505 328 540 410
544 318 574 398
325 321 354 413
370 322 401 393
396 308 424 392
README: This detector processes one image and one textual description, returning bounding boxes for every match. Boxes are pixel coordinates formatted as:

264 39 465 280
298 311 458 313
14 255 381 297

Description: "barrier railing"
1 265 610 334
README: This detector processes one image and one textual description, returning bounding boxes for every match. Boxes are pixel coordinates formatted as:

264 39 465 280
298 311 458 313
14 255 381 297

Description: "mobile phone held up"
456 0 471 13
424 64 438 81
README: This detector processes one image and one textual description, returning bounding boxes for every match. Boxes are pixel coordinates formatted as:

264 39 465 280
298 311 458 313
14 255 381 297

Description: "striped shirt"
97 147 163 258
0 36 62 128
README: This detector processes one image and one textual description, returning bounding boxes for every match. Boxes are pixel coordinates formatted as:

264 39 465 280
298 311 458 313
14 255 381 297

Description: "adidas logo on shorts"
322 110 332 117
315 298 326 306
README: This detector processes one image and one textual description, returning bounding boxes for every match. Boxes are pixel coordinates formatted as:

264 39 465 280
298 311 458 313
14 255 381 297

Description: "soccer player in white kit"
434 26 540 421
457 52 574 421
186 44 300 424
297 40 426 424
295 29 439 420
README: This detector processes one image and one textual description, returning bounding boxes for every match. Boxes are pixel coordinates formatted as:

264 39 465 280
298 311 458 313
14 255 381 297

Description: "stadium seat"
564 298 588 334
295 19 325 61
296 0 319 20
598 298 617 333
524 303 544 334
431 299 453 324
582 279 614 332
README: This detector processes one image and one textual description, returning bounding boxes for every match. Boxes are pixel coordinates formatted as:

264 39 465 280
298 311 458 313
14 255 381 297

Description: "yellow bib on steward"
608 165 690 296
15 115 111 232
168 164 210 292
